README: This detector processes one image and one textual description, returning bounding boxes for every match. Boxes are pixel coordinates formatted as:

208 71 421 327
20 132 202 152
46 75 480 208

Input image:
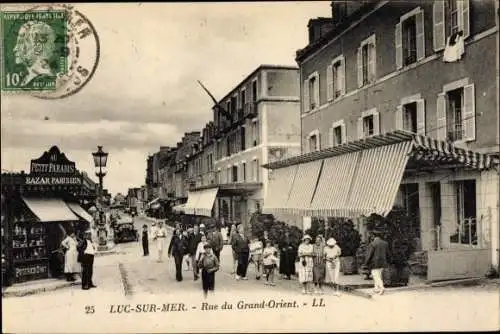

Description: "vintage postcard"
1 1 499 333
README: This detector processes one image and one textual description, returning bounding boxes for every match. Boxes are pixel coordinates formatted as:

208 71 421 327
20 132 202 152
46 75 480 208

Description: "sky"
1 2 331 196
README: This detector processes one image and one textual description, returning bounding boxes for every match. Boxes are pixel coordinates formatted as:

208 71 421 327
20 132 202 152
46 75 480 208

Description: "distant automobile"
113 219 138 243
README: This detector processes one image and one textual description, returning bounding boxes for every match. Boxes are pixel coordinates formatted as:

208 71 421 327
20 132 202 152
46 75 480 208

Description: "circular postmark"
0 4 100 99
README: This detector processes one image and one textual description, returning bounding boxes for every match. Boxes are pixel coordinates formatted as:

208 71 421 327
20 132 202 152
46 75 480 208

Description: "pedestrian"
262 239 278 286
231 224 250 280
61 231 79 282
324 237 341 296
198 243 219 298
195 233 208 263
77 230 97 290
153 221 167 262
312 235 326 294
207 224 224 262
188 225 203 280
297 234 314 294
279 231 297 280
229 224 238 275
168 227 188 282
364 229 390 295
249 236 263 280
141 224 149 256
199 223 206 237
183 228 191 271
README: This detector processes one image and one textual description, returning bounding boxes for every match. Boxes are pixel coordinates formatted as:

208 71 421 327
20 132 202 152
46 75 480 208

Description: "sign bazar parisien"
26 146 82 185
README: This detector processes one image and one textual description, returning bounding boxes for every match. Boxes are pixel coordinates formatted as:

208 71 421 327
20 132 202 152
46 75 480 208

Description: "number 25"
85 305 95 314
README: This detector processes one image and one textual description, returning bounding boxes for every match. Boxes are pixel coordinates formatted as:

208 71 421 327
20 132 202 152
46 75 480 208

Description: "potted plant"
328 218 361 275
365 210 416 287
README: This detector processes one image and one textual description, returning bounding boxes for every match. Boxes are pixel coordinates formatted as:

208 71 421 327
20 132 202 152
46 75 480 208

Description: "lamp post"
92 146 109 250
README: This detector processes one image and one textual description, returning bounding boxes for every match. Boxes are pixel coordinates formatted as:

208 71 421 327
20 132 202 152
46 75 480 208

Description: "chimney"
331 1 371 26
307 17 334 44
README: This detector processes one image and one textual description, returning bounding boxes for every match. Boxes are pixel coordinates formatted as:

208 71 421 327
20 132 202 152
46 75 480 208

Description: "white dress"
324 245 341 284
61 236 80 273
155 227 167 251
297 243 314 283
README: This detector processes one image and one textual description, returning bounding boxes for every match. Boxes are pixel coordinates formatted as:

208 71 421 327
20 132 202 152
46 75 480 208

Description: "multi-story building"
184 65 301 228
263 0 500 281
173 132 201 201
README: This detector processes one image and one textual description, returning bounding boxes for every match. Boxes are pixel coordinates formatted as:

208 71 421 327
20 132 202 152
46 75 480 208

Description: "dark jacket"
187 233 202 255
168 234 188 257
231 233 250 254
207 230 224 252
364 237 390 269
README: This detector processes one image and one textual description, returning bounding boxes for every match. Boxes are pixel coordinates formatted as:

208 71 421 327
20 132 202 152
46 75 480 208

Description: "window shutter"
373 110 380 135
328 126 334 147
461 0 470 39
395 22 403 69
317 133 321 151
395 105 404 130
436 93 447 140
416 99 426 135
341 122 347 144
326 64 333 102
369 41 376 82
463 84 476 141
314 74 320 108
433 1 445 51
357 48 363 88
340 57 346 95
357 117 363 139
303 79 309 112
306 135 311 153
416 10 425 61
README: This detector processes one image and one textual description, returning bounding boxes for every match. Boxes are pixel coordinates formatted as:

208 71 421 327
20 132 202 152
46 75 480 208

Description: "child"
249 236 264 280
198 244 219 298
262 239 278 286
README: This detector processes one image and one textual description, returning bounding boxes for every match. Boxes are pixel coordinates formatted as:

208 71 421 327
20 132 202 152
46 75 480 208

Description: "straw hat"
326 238 337 246
302 234 312 241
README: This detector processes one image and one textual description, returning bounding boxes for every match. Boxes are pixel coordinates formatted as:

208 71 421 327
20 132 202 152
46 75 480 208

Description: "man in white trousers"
364 229 390 295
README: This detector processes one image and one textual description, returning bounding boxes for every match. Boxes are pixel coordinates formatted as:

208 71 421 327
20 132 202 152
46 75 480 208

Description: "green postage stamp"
1 10 68 91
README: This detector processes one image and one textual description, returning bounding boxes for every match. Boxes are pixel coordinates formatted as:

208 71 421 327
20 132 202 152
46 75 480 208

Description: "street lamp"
92 146 109 249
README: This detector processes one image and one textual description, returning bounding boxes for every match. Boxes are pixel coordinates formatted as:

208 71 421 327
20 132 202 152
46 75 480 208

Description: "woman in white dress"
61 232 80 281
324 237 342 296
195 233 208 263
153 221 168 262
297 234 314 294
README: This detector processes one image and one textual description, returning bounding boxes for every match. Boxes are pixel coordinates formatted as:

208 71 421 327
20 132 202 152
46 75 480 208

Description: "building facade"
263 0 500 281
183 65 301 229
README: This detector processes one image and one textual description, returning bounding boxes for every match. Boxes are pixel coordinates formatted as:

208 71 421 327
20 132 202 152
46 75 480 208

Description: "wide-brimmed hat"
199 224 206 228
326 238 337 246
302 234 312 241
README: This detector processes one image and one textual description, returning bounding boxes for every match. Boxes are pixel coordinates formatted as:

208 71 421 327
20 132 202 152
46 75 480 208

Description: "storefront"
263 131 499 282
1 146 97 286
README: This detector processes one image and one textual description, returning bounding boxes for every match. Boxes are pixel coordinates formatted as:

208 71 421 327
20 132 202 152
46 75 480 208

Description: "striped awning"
194 188 218 217
344 141 413 217
285 160 323 216
183 191 202 215
23 197 79 222
309 151 360 217
262 165 298 215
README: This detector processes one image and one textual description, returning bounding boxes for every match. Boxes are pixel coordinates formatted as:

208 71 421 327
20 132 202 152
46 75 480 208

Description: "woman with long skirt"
279 231 296 280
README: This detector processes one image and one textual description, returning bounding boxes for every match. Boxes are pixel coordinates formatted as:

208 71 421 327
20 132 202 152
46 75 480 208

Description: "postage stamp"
1 10 68 91
0 4 100 99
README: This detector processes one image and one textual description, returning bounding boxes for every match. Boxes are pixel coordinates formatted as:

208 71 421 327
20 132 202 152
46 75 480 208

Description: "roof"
263 130 500 171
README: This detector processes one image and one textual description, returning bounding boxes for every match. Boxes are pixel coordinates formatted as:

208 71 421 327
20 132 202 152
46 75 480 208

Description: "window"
448 0 459 35
450 180 477 246
403 102 418 133
437 81 475 142
252 80 257 102
309 76 317 109
327 56 345 101
307 130 320 152
242 162 246 181
395 183 421 239
231 96 237 115
240 127 246 151
226 137 231 157
329 120 346 147
446 88 463 141
433 0 470 51
227 101 231 117
232 165 238 183
357 108 380 139
357 35 376 87
216 169 221 184
252 159 259 182
226 168 231 184
396 8 424 69
240 89 246 108
252 120 259 146
303 72 319 112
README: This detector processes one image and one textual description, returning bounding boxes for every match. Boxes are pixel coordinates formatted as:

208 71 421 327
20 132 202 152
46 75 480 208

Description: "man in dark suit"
207 224 224 262
364 229 390 295
187 225 202 280
77 230 97 290
231 224 250 280
168 228 188 282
